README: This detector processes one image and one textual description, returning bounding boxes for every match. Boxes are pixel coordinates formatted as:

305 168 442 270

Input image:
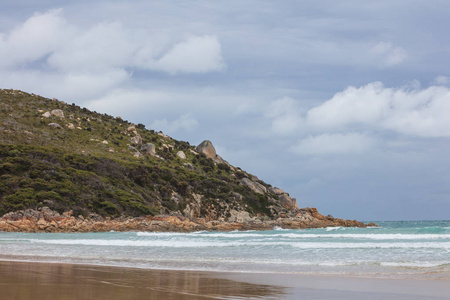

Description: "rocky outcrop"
0 207 375 233
130 134 143 145
41 111 51 118
241 178 266 194
268 186 298 209
140 143 156 156
196 140 216 159
51 109 65 118
228 210 252 223
127 125 137 134
177 151 186 159
278 194 298 210
48 123 62 129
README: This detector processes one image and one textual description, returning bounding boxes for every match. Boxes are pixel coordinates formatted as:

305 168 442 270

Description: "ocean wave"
136 231 450 240
28 239 241 247
326 227 342 231
379 261 450 268
290 242 450 249
24 238 450 250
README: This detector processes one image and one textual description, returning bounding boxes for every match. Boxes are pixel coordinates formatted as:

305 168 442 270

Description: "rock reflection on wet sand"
0 261 287 300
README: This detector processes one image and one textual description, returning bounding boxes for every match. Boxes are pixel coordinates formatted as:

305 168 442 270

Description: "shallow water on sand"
0 220 448 279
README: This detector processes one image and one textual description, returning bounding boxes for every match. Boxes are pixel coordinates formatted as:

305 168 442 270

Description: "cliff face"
0 89 371 231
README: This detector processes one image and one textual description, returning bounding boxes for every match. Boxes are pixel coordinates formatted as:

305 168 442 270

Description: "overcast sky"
1 0 449 220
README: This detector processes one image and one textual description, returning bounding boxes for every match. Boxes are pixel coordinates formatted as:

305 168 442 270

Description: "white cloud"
290 133 375 155
150 113 199 134
0 9 68 68
307 82 390 129
370 41 408 66
266 97 303 135
306 82 450 137
150 35 226 74
47 22 135 72
0 9 227 100
432 76 450 86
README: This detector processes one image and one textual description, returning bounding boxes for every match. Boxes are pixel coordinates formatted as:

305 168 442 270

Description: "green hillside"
0 89 297 220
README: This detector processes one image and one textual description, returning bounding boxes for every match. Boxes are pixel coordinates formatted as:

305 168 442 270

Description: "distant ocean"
0 220 448 279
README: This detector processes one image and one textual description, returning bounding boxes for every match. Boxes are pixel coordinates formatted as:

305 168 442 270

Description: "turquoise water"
0 220 448 279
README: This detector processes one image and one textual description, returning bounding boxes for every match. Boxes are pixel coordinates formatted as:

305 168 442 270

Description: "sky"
0 0 449 221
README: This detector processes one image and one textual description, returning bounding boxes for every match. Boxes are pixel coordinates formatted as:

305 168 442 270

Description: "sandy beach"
1 260 449 300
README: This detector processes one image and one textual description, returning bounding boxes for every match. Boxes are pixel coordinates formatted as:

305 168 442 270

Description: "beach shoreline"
1 260 449 300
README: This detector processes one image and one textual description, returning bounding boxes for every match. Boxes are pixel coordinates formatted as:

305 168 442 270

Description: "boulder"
278 194 298 210
176 151 186 159
140 143 156 156
269 187 286 195
41 111 51 118
130 134 143 145
228 210 252 223
195 140 216 159
240 178 266 194
51 109 64 118
48 123 62 129
214 155 234 171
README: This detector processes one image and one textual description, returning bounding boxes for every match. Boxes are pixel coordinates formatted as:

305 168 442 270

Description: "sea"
0 220 448 280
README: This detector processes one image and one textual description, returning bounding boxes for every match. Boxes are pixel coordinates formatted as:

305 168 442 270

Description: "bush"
1 188 37 211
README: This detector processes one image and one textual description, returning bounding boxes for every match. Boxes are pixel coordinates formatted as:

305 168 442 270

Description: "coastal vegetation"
0 89 296 220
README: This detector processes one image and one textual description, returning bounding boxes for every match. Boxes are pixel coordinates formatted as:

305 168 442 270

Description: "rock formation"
130 134 143 145
0 207 375 233
51 109 65 118
241 178 266 194
195 140 216 159
140 143 156 156
48 123 62 129
177 151 186 159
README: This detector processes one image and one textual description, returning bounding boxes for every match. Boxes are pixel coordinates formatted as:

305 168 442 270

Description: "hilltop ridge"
0 89 372 232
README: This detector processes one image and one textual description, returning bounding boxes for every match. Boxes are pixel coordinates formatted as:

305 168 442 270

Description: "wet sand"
1 260 449 300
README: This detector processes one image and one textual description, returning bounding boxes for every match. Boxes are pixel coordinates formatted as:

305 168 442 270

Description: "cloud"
266 97 303 135
150 35 226 74
0 9 227 100
47 22 135 72
289 133 375 155
150 113 199 134
370 41 408 66
0 9 68 68
306 82 450 137
432 76 450 86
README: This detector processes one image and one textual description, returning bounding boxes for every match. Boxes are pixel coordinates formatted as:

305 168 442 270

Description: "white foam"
380 261 448 268
290 242 450 249
326 227 342 231
25 238 450 250
135 232 190 237
29 239 240 248
273 226 285 231
136 231 450 240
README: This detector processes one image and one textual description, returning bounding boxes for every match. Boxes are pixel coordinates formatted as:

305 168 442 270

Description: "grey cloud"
149 35 226 74
290 133 376 156
370 42 408 67
150 113 199 134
